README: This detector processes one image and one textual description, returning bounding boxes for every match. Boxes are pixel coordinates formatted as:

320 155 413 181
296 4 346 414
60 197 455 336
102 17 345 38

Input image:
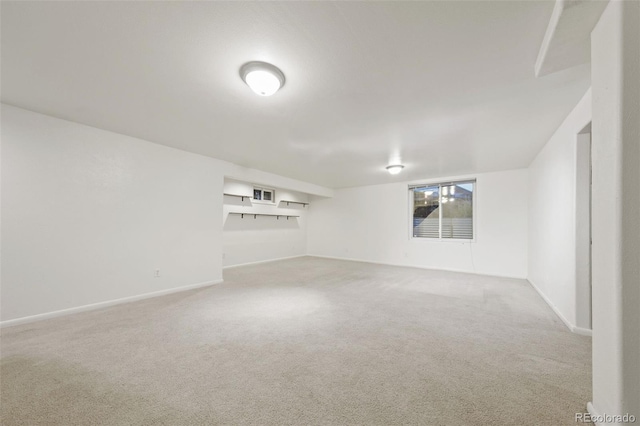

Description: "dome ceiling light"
239 61 285 96
386 165 404 175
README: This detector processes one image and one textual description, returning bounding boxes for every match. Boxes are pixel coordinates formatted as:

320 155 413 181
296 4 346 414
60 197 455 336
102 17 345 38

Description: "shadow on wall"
223 214 300 231
224 198 252 207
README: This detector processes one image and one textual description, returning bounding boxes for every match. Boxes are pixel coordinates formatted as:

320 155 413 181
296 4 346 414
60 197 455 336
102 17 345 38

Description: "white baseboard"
587 402 602 426
586 402 638 425
572 325 593 337
0 279 223 328
223 254 306 270
307 254 527 280
528 279 592 336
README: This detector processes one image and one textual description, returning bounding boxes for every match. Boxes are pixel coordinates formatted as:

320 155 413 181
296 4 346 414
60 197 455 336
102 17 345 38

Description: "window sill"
410 237 476 244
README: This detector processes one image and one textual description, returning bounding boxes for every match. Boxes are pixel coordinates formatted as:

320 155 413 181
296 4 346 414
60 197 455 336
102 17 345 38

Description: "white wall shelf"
280 200 309 207
224 193 252 202
229 212 299 220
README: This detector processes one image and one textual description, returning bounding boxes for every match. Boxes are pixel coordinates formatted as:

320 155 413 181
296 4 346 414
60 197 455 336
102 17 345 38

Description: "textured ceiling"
1 1 590 188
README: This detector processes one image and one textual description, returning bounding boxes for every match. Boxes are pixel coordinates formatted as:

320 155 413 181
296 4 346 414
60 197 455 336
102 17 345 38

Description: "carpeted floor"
1 257 591 425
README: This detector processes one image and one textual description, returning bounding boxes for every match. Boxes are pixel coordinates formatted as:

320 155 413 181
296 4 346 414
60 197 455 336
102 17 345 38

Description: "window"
410 180 475 240
253 186 275 204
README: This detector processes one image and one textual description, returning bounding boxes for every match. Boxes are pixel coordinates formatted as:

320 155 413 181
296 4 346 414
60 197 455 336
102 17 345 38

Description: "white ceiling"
1 1 590 189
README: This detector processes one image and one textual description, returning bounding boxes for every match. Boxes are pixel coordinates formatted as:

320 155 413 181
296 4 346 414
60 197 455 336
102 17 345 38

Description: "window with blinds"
410 180 475 240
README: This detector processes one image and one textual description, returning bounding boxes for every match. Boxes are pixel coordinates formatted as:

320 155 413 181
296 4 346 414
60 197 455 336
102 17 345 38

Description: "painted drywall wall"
224 165 332 199
590 0 640 420
307 169 528 279
223 179 308 267
1 105 332 323
1 104 223 322
527 89 592 333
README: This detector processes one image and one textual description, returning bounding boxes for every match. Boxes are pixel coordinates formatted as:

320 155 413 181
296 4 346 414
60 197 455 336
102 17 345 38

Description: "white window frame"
408 179 477 242
253 186 276 204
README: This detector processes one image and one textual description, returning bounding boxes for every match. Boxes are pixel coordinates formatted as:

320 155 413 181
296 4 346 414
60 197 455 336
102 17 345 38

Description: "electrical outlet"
154 270 160 278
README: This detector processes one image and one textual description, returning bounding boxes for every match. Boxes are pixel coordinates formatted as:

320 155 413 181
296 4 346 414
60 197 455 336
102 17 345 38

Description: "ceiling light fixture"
240 61 285 96
386 165 404 175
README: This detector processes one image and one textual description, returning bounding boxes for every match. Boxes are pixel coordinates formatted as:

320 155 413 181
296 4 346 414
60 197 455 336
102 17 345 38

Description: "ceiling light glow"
240 61 285 96
386 165 404 175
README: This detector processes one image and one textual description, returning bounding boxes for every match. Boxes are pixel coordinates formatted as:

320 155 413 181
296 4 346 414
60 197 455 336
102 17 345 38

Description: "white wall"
1 105 331 324
307 169 528 279
527 89 592 333
222 179 308 267
223 165 332 199
1 104 223 322
575 130 592 330
590 0 640 420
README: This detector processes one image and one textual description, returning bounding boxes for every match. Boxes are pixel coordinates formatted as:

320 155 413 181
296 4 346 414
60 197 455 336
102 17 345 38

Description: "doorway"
575 123 592 331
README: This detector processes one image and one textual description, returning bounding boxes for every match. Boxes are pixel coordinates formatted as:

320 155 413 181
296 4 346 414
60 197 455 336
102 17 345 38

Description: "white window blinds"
410 180 475 240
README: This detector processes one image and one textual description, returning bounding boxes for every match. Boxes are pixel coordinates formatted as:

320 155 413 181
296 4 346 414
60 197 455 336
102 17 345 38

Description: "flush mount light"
386 165 404 175
240 61 285 96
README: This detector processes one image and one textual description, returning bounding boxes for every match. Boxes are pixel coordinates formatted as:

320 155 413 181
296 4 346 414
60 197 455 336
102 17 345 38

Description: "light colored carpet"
1 257 591 425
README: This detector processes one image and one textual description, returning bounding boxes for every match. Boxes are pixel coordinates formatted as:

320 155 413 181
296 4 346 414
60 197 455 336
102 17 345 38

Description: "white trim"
572 326 593 337
0 279 223 328
528 278 573 329
223 254 306 270
586 402 603 426
528 278 592 336
308 254 526 280
534 0 563 77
